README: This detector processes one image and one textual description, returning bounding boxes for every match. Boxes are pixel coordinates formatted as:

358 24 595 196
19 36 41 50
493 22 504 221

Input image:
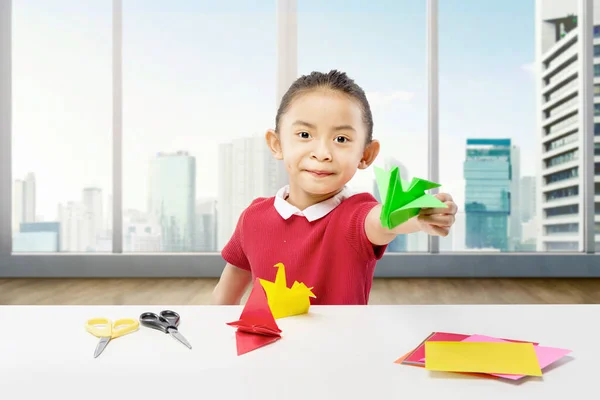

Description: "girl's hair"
275 70 374 143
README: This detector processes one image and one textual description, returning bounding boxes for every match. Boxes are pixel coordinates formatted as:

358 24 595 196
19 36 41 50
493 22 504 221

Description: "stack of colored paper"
395 332 572 380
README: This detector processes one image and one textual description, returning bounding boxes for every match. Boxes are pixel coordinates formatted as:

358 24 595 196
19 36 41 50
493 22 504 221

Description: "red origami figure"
226 278 282 355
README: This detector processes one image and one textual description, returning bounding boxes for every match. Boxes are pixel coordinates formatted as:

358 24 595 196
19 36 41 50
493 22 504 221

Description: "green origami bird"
374 165 448 229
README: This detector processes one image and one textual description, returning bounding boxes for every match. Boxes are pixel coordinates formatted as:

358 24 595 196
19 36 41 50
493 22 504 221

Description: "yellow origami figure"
259 263 316 319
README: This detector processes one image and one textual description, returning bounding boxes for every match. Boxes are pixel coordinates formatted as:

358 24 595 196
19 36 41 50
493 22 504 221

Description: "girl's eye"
298 132 311 139
335 136 348 143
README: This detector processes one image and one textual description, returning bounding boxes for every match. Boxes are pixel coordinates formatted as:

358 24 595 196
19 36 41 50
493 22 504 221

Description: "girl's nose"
310 141 332 161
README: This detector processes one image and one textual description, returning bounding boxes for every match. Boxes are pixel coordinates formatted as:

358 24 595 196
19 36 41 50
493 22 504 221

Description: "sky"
12 0 536 221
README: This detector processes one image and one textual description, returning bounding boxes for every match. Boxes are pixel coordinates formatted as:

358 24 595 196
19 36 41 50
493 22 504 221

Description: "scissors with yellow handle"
85 317 139 358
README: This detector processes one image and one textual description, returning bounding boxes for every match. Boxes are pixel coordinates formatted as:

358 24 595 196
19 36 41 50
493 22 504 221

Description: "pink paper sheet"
461 334 572 380
403 332 470 364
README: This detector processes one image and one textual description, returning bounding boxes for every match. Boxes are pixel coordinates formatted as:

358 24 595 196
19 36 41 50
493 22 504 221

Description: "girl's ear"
265 129 283 160
358 139 380 169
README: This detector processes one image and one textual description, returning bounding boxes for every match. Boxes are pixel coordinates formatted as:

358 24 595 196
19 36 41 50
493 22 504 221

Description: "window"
122 1 277 253
544 167 578 184
546 242 578 251
547 96 578 118
594 45 600 57
12 1 113 252
439 1 538 252
545 204 578 218
545 185 578 201
546 223 579 235
545 113 577 135
548 64 577 86
297 0 428 253
547 78 577 102
2 0 599 278
545 132 578 151
545 149 578 168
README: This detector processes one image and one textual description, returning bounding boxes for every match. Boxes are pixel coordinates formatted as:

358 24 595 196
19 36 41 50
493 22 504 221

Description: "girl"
212 70 457 305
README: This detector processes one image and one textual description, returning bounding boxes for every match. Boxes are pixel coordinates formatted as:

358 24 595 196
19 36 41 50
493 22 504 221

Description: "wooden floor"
1 278 600 305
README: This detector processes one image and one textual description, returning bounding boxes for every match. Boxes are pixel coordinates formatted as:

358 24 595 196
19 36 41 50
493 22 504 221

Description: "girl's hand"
416 193 458 237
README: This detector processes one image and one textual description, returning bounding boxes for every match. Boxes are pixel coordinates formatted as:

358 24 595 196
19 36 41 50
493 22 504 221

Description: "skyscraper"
464 139 518 251
217 135 281 250
57 201 85 252
105 193 113 238
217 142 233 251
24 172 36 223
122 208 160 252
12 180 24 234
82 187 103 251
509 145 522 248
195 198 217 252
520 176 537 223
147 151 196 252
536 0 600 251
11 173 36 234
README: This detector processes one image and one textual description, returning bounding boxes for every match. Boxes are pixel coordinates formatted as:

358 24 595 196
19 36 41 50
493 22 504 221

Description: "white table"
0 305 593 399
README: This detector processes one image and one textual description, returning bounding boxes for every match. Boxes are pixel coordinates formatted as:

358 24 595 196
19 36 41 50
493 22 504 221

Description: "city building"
13 221 61 252
12 179 24 234
13 232 58 252
57 201 86 252
122 209 160 252
124 223 162 252
464 138 520 251
195 198 217 252
520 176 537 223
536 0 600 251
11 172 36 234
522 216 540 242
217 135 281 250
20 221 61 249
147 151 196 252
82 187 103 252
24 172 36 223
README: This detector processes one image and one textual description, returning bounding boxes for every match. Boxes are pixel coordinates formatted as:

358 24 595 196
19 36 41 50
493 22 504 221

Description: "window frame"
0 0 598 278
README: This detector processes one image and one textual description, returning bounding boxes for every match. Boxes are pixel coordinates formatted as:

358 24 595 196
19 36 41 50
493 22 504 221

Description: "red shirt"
221 192 387 305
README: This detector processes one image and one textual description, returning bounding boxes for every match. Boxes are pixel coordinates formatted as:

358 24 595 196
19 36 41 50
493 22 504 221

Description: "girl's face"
266 89 379 196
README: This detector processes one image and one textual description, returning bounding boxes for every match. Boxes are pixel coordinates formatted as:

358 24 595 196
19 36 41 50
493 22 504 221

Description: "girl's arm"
211 263 252 305
364 204 421 246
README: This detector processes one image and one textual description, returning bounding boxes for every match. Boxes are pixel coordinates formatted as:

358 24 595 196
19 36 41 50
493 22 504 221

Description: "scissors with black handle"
139 310 192 349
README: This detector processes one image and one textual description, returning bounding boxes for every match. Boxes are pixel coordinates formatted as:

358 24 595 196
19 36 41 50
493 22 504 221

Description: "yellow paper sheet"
424 341 542 376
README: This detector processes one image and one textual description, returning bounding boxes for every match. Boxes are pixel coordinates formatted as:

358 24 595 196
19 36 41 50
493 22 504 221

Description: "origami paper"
398 332 470 365
461 335 572 380
374 165 447 229
259 262 316 319
424 341 543 377
398 331 539 366
226 278 282 355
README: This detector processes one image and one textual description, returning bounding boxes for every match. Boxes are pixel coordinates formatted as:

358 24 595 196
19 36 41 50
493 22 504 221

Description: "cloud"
366 90 415 107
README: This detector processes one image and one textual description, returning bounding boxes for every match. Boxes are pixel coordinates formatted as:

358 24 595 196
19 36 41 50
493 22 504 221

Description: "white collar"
273 185 354 221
